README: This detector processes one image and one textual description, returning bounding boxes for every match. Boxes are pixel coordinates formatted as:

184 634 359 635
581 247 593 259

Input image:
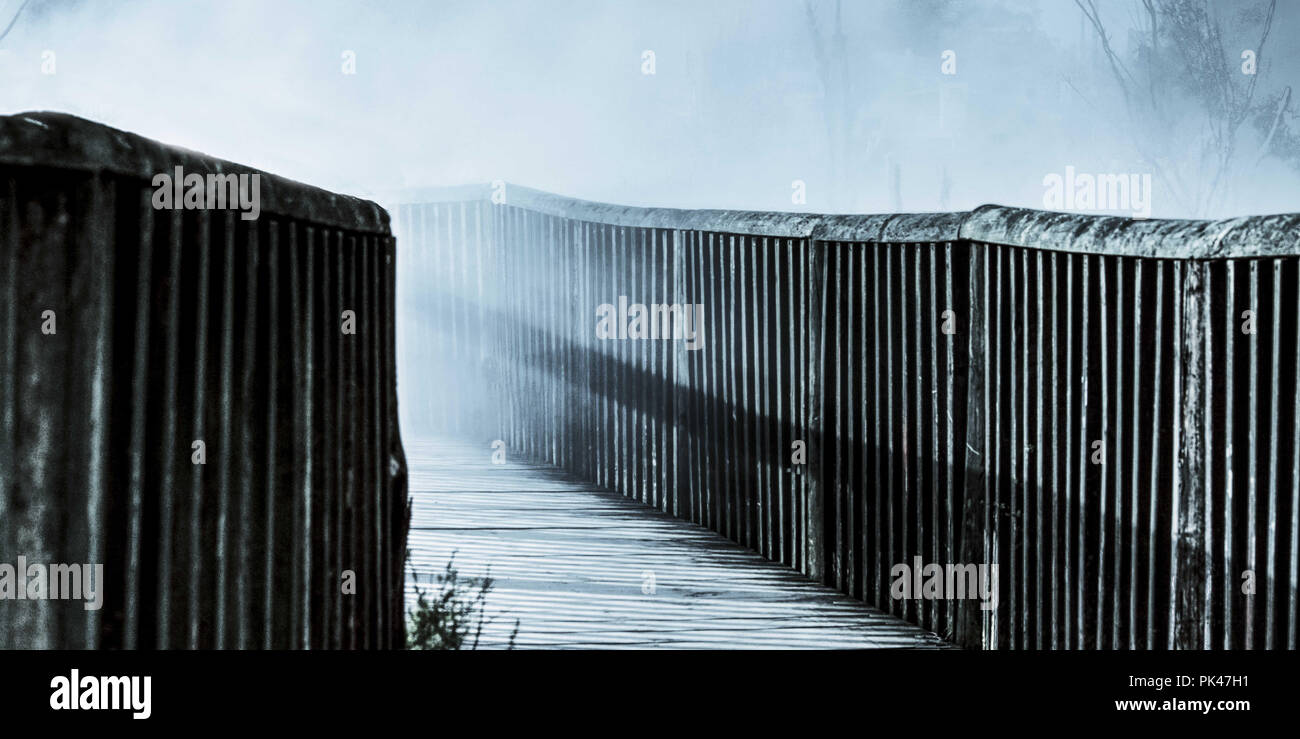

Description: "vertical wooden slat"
68 177 114 649
1034 250 1046 648
786 238 799 565
1110 258 1125 649
755 237 768 557
1203 263 1218 650
13 183 67 649
1266 259 1282 648
214 212 236 648
1077 254 1091 650
701 232 716 529
885 244 900 608
928 244 943 632
863 244 876 603
911 245 925 626
943 243 959 640
374 235 389 647
0 179 16 650
123 190 154 649
717 232 728 529
959 242 989 648
900 245 913 621
187 210 211 650
1064 252 1078 650
1245 261 1260 649
1049 251 1061 649
805 238 826 583
1172 261 1208 649
831 244 845 588
1223 261 1237 647
1146 262 1167 649
1008 247 1021 648
1291 260 1300 649
1127 260 1144 649
262 221 281 649
236 223 260 649
287 221 307 649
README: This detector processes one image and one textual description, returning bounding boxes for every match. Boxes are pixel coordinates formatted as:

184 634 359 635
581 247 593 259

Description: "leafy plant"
406 552 518 650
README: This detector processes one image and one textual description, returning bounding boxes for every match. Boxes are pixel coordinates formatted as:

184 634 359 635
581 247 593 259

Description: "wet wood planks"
404 437 953 649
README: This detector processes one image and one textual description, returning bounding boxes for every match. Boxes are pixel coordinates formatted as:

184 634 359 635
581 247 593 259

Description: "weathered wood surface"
404 437 952 649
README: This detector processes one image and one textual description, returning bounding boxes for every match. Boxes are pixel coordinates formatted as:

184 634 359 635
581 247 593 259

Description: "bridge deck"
404 437 952 649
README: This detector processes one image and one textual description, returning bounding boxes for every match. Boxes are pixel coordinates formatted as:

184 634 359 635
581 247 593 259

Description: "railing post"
1171 261 1209 649
958 241 991 649
805 239 827 583
672 229 692 521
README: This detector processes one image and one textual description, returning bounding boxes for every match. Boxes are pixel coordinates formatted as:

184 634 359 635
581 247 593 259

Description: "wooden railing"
397 183 1300 649
0 112 408 649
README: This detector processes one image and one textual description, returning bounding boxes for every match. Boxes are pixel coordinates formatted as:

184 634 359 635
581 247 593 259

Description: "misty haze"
2 2 1299 717
6 0 1298 217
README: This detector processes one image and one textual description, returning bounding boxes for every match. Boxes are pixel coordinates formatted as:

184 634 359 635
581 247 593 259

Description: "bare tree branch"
1142 0 1158 108
1255 85 1291 165
0 0 32 46
1074 0 1138 103
1240 0 1276 121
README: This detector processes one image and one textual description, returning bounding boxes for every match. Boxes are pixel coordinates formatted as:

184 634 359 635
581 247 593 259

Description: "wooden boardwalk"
404 437 952 649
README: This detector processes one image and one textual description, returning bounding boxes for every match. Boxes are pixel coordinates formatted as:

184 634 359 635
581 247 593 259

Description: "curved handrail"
0 111 389 232
399 182 1300 259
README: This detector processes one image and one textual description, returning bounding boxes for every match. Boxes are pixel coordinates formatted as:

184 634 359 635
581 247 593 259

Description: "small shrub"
406 553 519 650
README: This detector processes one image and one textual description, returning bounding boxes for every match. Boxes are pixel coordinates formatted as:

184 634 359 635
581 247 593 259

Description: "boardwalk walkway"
404 437 952 649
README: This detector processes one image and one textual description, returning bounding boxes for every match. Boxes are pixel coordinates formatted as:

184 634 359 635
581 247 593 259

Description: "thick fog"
2 0 1298 218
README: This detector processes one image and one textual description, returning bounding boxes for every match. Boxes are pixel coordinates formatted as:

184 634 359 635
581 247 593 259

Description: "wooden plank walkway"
404 437 952 649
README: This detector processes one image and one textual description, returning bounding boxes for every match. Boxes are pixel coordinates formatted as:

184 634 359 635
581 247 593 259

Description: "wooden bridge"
7 114 1298 650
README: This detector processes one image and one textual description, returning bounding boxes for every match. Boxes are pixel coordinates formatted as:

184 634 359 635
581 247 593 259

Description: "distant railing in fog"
0 112 408 649
399 186 1300 651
